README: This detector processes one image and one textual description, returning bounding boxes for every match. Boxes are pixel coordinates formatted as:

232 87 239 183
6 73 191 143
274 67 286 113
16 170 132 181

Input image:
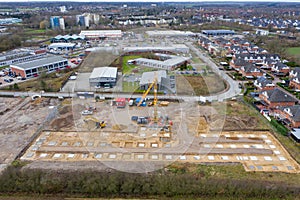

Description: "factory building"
79 30 122 39
89 67 118 87
10 56 68 78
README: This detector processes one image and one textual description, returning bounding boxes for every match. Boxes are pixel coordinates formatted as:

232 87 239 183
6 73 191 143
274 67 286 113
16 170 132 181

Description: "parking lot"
0 73 27 88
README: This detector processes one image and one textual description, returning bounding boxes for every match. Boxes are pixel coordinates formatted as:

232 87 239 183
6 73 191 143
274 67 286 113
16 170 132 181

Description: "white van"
129 99 134 106
17 76 22 80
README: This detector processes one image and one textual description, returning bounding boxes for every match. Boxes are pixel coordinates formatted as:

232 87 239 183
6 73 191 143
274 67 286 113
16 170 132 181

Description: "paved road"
0 43 241 102
186 43 241 101
0 90 240 103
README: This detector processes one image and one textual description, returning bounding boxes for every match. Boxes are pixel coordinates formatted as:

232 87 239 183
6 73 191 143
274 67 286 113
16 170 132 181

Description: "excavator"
84 116 106 129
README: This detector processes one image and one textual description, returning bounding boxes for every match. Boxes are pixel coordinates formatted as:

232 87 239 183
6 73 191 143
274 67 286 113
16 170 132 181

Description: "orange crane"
137 74 158 123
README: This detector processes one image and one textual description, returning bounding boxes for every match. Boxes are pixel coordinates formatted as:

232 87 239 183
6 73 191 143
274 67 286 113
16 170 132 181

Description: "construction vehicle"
84 116 106 129
137 74 158 123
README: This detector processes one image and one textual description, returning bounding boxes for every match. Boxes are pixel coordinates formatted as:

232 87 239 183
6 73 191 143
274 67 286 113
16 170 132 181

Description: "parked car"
81 110 93 115
4 79 12 83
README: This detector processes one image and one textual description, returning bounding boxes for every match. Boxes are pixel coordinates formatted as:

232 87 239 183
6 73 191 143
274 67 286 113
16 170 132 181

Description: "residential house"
254 76 275 91
233 54 280 64
230 58 249 71
198 37 211 50
271 62 290 76
259 88 298 108
240 64 264 78
289 77 300 91
228 45 248 54
277 105 300 128
289 67 300 91
289 67 300 78
247 45 259 54
255 48 268 54
261 58 277 70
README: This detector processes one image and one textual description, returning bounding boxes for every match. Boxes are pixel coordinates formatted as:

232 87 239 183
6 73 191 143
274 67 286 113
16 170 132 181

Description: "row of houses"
198 32 300 133
239 17 300 30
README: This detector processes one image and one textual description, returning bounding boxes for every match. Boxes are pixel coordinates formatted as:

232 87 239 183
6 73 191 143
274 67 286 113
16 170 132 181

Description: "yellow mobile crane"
137 75 158 123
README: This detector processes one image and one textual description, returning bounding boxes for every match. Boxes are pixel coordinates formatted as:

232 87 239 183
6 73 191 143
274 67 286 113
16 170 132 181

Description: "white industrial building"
123 44 190 54
79 30 122 39
10 56 68 78
146 30 196 37
0 48 47 67
89 67 118 87
48 43 77 51
134 54 190 71
139 70 175 93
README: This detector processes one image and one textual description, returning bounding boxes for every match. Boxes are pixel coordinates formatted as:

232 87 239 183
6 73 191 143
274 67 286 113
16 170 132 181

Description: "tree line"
0 164 299 199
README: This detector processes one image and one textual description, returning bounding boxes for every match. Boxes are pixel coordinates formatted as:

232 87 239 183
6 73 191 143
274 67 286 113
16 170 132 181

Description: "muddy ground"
0 97 59 171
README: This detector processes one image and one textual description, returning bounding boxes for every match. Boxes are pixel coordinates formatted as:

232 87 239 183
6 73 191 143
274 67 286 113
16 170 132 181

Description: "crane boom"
137 76 157 107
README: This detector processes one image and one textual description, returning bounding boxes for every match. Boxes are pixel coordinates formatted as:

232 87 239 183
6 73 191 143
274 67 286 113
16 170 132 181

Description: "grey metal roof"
135 55 190 69
12 56 67 70
140 70 166 85
123 44 189 53
48 43 76 48
89 67 117 79
202 30 235 34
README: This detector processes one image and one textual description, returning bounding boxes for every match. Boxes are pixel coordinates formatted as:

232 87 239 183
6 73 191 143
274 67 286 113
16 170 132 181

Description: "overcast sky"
1 0 300 2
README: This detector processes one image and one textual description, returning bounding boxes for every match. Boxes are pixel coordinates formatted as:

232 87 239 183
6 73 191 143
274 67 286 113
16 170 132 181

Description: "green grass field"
122 55 143 74
287 47 300 56
122 81 139 92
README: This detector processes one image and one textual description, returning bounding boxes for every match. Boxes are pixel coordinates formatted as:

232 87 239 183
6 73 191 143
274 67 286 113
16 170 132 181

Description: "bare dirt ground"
17 98 300 173
176 74 226 96
0 97 59 173
79 51 120 73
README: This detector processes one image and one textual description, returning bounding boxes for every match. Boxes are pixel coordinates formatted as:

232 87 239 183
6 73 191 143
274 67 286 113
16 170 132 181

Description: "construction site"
18 94 300 173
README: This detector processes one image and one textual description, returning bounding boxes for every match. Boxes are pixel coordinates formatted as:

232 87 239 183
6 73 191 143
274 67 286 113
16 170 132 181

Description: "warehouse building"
134 54 190 71
51 34 85 43
146 30 196 37
202 30 235 36
0 48 47 67
48 43 77 51
89 67 118 87
139 70 175 93
79 30 122 39
123 44 190 54
10 56 68 78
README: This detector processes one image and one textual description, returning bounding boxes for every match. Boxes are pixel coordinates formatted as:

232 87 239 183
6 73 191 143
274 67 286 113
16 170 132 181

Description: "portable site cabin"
114 98 126 108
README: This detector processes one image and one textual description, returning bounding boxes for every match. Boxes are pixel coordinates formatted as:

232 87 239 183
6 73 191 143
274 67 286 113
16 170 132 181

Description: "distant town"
0 2 300 200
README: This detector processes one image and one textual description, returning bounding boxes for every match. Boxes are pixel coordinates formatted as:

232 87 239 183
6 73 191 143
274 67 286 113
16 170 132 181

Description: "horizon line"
1 0 300 3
